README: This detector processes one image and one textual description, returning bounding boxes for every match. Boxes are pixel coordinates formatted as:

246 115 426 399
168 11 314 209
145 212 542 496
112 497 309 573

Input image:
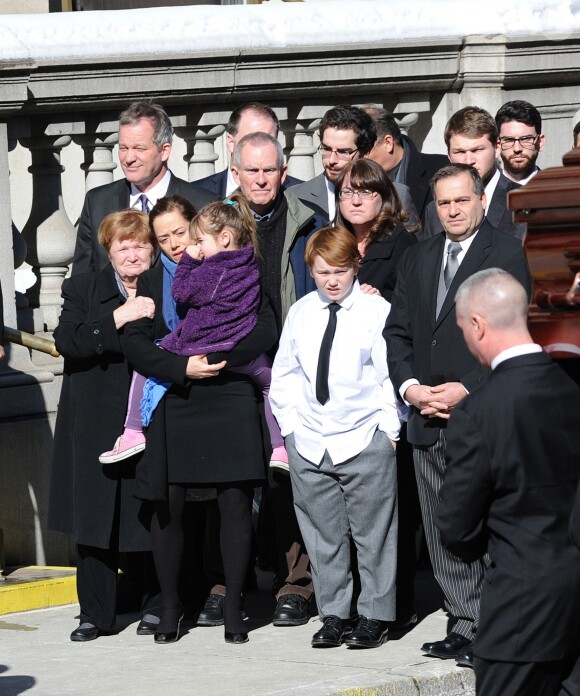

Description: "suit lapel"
419 234 446 328
435 221 493 327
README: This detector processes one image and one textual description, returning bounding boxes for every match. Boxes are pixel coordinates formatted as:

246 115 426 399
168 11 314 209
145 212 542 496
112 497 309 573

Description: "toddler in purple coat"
100 194 287 471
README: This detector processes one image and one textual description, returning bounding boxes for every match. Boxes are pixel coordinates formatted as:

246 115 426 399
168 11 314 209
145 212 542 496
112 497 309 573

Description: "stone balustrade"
1 22 580 566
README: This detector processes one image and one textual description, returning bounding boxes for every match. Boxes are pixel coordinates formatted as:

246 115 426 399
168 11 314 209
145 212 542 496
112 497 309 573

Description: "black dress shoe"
389 612 418 632
70 623 101 642
272 594 310 626
311 616 352 647
136 618 159 636
345 616 389 648
422 632 472 659
224 631 249 644
455 646 474 668
197 593 225 626
154 612 183 644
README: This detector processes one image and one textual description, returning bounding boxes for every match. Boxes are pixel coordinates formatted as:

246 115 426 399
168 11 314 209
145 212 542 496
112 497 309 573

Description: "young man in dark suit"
384 164 532 666
421 107 526 241
72 101 216 275
194 102 302 197
435 268 580 695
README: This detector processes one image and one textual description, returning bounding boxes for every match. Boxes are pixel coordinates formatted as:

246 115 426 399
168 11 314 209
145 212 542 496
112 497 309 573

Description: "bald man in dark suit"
436 268 580 695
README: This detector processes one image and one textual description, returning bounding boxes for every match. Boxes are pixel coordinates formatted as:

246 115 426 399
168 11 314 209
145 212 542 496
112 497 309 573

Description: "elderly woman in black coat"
49 209 160 642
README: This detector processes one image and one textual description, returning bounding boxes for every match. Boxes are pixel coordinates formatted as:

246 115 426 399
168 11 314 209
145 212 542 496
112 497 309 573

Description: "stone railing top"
1 0 580 63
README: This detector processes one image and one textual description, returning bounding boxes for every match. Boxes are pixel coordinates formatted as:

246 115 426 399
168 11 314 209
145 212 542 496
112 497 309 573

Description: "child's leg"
230 354 284 449
124 371 148 433
98 372 146 464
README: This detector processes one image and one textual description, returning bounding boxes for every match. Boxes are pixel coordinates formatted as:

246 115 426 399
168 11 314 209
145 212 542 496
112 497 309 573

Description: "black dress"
122 262 278 496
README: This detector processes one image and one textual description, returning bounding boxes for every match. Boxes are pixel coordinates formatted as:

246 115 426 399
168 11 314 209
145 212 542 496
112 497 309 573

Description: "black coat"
48 265 151 551
384 219 532 446
435 352 580 662
122 262 278 499
357 225 417 303
72 174 217 275
399 135 448 222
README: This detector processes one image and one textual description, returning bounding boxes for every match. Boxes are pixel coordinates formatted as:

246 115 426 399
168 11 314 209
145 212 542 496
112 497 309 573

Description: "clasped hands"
404 382 467 420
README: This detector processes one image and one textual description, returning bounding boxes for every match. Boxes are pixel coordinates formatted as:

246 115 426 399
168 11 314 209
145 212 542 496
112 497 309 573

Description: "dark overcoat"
48 264 151 551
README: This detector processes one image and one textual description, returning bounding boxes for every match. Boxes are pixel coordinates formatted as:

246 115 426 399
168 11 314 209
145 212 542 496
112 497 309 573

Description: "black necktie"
316 303 341 405
444 241 462 290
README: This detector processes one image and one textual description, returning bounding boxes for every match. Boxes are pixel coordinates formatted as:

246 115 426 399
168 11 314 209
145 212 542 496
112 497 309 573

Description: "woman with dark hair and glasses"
334 157 420 632
334 158 418 302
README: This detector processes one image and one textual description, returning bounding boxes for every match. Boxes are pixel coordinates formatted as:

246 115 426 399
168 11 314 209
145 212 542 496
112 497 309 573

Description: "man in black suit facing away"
421 107 526 241
384 164 531 667
194 102 302 197
435 269 580 696
72 101 216 274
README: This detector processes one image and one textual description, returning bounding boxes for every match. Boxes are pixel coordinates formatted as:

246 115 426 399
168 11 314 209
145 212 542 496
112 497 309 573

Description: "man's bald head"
455 269 531 366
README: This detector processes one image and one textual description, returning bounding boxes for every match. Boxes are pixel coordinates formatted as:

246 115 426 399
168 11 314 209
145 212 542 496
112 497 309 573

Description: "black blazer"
357 225 417 303
435 352 580 662
0 278 4 347
420 171 526 242
400 135 448 222
384 219 532 446
72 174 217 275
194 167 302 198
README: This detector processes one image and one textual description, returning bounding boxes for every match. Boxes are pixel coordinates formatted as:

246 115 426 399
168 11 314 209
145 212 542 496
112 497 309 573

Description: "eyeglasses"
318 144 359 160
498 135 539 150
339 189 377 200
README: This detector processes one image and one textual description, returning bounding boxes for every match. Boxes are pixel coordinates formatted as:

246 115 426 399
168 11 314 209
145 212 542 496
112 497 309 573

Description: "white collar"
491 343 542 370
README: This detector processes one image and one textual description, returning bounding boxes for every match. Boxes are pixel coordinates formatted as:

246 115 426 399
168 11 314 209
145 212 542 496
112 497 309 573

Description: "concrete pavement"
0 568 475 696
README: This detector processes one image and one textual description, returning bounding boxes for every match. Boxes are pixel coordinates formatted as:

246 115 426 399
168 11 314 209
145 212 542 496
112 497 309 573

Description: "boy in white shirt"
270 225 401 649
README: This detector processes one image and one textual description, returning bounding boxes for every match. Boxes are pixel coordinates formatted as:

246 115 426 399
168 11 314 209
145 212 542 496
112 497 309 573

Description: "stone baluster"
20 134 76 333
175 125 225 182
283 116 321 182
74 132 118 191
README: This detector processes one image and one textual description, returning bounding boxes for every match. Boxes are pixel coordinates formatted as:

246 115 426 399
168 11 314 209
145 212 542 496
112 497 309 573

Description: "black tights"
151 482 253 634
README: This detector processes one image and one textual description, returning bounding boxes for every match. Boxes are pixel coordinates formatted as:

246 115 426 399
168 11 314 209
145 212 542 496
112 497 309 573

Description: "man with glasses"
290 105 417 223
421 106 526 242
495 100 545 185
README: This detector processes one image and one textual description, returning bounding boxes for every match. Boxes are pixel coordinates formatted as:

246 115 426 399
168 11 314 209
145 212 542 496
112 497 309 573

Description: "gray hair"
118 101 173 147
456 268 529 329
231 131 284 170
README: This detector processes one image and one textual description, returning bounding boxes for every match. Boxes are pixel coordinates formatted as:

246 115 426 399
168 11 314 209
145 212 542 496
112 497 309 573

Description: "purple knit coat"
160 245 260 355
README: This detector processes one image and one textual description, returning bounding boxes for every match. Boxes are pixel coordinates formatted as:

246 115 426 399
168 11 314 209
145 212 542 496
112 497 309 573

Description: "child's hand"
185 244 202 260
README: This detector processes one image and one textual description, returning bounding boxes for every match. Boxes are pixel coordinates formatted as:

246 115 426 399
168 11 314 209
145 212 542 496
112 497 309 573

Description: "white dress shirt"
325 178 336 220
491 343 542 370
270 280 401 466
129 169 172 210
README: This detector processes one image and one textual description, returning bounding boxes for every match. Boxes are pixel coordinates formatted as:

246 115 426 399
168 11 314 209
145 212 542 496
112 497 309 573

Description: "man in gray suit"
290 105 418 225
72 101 215 275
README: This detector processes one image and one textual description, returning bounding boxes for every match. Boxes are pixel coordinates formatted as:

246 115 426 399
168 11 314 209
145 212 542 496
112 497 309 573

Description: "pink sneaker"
99 435 146 464
269 446 289 474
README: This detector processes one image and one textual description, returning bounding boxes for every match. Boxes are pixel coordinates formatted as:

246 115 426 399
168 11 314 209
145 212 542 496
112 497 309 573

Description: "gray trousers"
413 429 485 639
287 428 398 620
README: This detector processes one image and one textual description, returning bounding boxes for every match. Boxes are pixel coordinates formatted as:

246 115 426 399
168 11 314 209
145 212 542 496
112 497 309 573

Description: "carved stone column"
74 131 118 191
175 125 226 182
283 117 320 182
20 135 76 333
